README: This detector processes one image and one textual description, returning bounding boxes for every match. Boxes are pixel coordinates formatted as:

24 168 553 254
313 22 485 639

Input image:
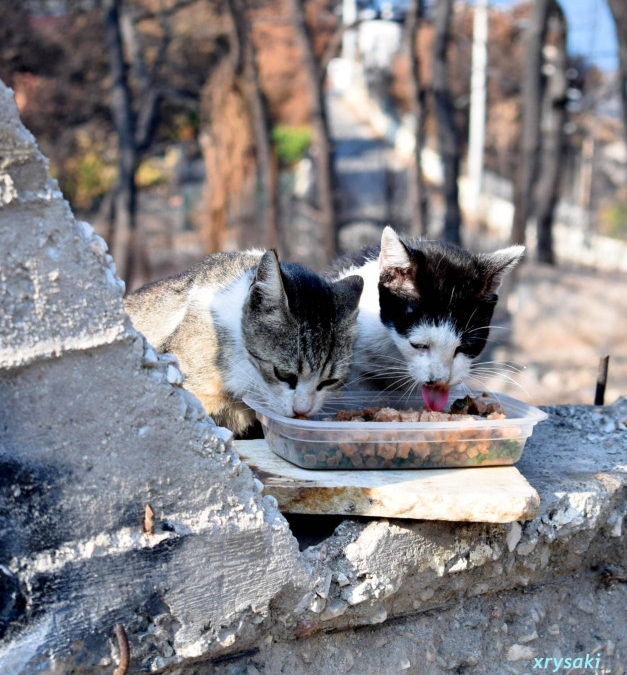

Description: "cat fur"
125 250 364 436
331 226 524 407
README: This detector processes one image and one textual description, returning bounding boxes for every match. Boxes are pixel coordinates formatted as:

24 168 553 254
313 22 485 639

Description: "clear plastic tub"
243 390 547 470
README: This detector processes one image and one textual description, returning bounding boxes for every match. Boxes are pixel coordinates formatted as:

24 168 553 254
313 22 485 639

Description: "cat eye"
317 378 339 391
274 366 297 389
456 336 484 358
410 342 429 351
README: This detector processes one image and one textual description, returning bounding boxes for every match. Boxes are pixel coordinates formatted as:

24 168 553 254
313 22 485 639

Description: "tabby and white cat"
125 251 363 436
332 226 525 410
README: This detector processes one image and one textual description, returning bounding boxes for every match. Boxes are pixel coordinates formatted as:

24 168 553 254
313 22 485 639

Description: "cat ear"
249 250 288 310
477 245 525 295
378 226 419 297
379 226 413 272
333 275 364 321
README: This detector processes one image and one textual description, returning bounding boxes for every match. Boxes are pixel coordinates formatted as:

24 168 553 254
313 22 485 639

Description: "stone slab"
235 439 540 523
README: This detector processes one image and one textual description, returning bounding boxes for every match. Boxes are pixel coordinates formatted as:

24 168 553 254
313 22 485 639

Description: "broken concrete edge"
0 329 309 674
0 210 128 370
264 472 626 634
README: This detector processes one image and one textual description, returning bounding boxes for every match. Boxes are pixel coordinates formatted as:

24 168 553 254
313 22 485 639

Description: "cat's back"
125 251 263 349
183 251 263 289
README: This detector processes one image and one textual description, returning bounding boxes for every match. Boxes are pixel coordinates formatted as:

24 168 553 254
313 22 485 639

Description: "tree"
511 0 568 264
404 0 429 236
227 0 280 251
199 24 253 254
432 0 462 245
511 0 551 247
103 0 146 289
103 0 200 289
535 3 568 264
284 0 336 264
607 0 627 145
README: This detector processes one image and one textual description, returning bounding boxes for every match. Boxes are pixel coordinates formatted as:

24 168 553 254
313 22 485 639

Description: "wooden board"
234 440 540 523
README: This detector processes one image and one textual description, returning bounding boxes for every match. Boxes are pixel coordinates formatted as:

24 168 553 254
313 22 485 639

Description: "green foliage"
599 202 627 241
60 149 116 211
271 125 313 165
136 158 168 189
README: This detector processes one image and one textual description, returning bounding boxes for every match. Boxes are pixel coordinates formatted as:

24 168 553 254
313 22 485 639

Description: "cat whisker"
466 324 511 335
349 352 410 366
473 360 526 374
463 306 479 333
465 371 534 403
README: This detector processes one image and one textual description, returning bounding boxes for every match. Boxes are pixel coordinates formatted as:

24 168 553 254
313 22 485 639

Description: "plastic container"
243 390 547 470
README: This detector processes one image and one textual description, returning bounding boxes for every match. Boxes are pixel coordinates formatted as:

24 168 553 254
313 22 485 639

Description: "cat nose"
293 402 312 416
425 378 449 388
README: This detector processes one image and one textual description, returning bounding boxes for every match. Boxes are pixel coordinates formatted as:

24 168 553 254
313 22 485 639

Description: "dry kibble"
412 443 432 460
363 444 376 458
397 443 412 459
376 444 397 461
341 444 356 457
303 454 318 468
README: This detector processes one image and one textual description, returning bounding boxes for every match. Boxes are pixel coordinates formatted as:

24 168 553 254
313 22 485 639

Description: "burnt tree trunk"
285 0 336 264
405 0 429 237
104 0 178 289
511 0 551 246
104 0 140 288
607 0 627 146
228 0 279 252
535 1 567 264
199 49 240 254
432 0 461 245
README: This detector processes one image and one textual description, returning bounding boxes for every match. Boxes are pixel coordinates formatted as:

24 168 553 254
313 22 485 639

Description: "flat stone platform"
236 440 540 523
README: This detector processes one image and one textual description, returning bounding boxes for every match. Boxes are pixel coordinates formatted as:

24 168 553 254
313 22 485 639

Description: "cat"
330 226 525 411
125 250 364 437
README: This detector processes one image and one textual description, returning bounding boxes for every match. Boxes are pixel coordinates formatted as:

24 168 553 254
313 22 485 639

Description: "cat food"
329 395 506 424
243 390 547 471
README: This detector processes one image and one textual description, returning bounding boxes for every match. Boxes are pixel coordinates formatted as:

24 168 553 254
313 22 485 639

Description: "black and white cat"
332 226 524 410
125 250 364 436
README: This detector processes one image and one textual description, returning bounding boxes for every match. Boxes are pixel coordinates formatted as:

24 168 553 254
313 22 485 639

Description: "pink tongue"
421 385 450 412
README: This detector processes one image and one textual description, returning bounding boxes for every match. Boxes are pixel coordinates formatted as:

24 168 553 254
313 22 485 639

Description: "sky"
487 0 619 72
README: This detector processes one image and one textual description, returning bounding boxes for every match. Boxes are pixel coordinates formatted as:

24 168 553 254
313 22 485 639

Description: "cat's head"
377 227 524 410
242 251 363 418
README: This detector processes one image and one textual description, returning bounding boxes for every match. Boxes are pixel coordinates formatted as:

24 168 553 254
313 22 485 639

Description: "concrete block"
0 79 304 674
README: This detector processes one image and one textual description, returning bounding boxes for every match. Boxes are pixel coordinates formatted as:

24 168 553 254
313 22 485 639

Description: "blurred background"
2 0 626 405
